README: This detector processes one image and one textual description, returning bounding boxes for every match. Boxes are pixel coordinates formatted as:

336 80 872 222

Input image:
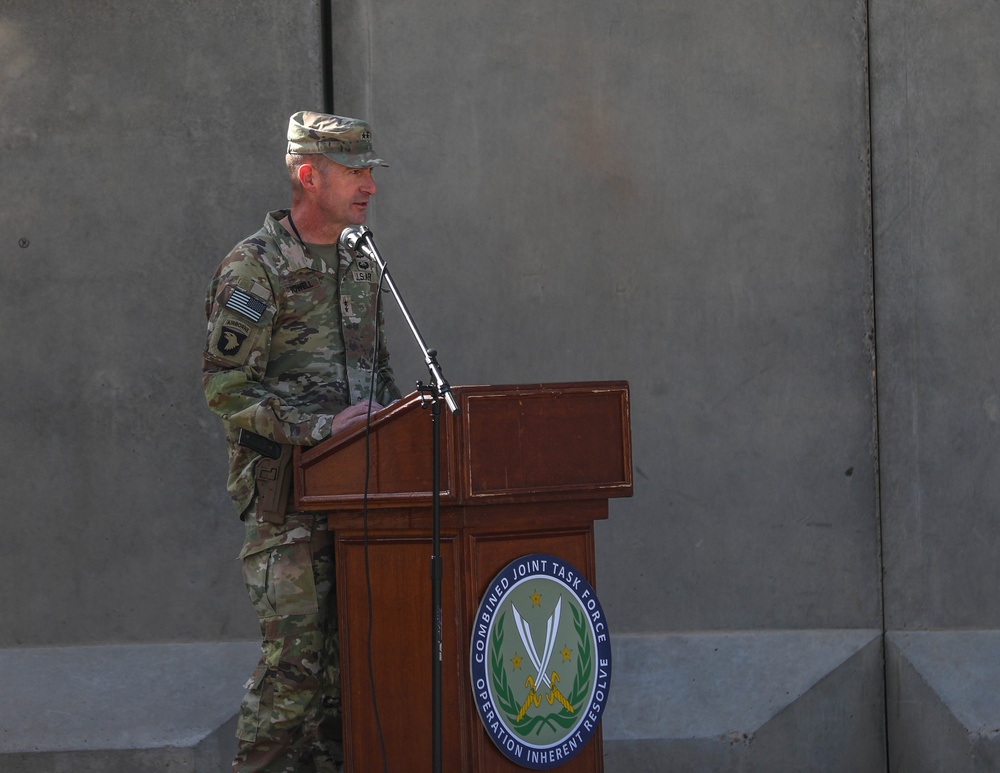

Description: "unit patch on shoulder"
209 316 254 364
225 287 267 323
470 554 612 769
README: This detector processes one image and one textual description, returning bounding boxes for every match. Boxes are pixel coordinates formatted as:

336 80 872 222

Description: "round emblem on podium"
470 554 612 769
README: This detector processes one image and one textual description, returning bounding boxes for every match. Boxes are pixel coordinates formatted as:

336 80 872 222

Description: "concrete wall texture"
0 0 995 770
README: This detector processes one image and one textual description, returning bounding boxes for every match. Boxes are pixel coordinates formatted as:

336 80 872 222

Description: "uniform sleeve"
202 247 336 446
374 297 403 405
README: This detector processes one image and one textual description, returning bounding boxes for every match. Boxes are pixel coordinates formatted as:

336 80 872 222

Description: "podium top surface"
295 381 633 510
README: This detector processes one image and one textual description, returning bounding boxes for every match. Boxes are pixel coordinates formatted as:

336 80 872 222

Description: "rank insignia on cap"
225 287 267 323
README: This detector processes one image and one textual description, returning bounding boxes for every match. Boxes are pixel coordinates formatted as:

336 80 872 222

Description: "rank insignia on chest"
341 296 353 316
225 287 267 323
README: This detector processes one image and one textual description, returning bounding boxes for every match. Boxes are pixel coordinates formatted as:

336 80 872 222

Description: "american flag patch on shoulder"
225 287 268 323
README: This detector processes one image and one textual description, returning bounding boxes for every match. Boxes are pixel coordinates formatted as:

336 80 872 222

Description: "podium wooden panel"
295 382 632 772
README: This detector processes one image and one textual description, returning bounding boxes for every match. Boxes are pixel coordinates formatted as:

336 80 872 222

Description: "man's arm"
202 247 340 446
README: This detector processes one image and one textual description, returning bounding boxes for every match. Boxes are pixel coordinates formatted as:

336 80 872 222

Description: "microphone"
339 225 379 263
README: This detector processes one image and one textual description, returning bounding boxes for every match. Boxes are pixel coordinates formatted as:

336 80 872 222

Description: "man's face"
312 160 377 233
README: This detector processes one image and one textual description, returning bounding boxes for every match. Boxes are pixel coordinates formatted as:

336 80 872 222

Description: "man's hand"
329 401 384 435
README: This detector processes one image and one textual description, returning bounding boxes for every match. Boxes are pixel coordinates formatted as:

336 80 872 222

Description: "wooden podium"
294 382 632 772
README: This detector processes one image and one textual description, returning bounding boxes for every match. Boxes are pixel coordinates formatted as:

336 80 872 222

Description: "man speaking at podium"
202 111 402 772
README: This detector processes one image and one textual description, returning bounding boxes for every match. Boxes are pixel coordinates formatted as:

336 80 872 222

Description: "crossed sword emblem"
511 596 574 718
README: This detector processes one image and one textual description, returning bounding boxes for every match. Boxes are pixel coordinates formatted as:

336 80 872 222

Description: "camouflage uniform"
204 209 399 522
232 506 340 772
204 134 401 770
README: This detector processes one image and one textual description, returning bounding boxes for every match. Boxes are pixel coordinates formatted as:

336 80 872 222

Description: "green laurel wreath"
489 603 594 737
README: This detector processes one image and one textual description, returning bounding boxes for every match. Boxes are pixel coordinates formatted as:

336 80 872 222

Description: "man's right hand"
329 401 384 436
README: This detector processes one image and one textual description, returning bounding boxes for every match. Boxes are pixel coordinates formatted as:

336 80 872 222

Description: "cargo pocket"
256 629 325 734
235 663 270 743
242 541 320 620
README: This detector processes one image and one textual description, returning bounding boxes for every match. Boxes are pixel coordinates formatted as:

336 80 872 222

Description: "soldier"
203 111 402 772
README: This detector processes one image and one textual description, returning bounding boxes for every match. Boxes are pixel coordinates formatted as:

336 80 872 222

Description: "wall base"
886 631 1000 773
602 630 886 772
15 631 1000 772
0 641 259 773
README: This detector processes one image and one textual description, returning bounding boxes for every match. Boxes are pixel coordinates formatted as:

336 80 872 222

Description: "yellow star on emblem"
561 645 573 662
511 653 523 670
530 590 542 607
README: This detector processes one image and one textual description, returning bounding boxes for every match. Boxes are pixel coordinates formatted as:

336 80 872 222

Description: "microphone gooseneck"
338 225 460 417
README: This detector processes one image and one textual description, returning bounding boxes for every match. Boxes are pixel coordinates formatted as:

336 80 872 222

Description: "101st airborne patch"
470 554 612 769
209 316 254 364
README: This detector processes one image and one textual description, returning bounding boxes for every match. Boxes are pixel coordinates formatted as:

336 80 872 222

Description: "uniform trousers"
233 513 342 773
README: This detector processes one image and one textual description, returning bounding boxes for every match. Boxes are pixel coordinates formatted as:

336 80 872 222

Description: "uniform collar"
265 209 326 273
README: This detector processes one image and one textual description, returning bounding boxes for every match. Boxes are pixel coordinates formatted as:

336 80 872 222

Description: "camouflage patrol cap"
287 110 388 168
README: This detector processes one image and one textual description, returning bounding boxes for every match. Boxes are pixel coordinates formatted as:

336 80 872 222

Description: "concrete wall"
0 0 316 646
334 1 884 767
871 2 1000 768
2 0 998 769
872 0 1000 632
335 0 880 634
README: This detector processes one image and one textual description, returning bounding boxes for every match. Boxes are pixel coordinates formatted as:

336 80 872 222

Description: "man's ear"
297 162 316 189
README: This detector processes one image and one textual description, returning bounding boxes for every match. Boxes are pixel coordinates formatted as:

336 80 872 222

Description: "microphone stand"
341 226 459 773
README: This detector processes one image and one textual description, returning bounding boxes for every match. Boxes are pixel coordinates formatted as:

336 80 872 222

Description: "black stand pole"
428 385 443 773
416 378 445 773
341 226 458 773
